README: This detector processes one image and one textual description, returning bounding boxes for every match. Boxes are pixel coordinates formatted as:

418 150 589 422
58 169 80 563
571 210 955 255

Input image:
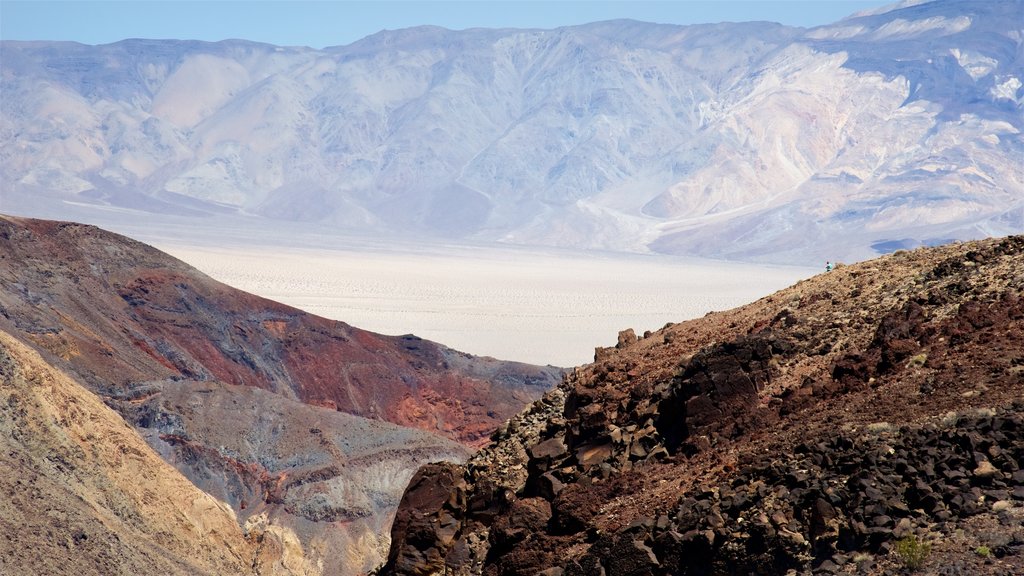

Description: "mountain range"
2 0 1021 263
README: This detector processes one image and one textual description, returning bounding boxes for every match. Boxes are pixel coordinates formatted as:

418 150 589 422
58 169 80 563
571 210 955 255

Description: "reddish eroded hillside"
0 214 560 575
382 236 1024 576
0 215 560 446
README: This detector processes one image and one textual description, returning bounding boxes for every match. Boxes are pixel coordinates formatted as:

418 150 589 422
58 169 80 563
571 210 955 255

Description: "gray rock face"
127 379 471 576
3 0 1022 263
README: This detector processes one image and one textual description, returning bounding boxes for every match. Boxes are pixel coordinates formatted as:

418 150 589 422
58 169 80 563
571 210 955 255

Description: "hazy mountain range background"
2 0 1022 264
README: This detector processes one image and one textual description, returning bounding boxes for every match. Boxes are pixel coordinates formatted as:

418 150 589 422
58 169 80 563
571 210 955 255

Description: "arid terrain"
3 2 1022 574
157 239 810 367
0 332 263 576
0 215 560 575
0 216 559 444
5 1 1022 264
4 215 1022 575
382 235 1024 575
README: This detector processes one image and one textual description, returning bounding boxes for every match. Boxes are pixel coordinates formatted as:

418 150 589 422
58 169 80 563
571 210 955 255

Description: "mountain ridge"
0 214 559 575
0 214 560 446
380 234 1024 575
3 0 1020 263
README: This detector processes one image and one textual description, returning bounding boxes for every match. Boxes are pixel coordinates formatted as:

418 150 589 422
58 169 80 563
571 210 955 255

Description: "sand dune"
159 241 813 367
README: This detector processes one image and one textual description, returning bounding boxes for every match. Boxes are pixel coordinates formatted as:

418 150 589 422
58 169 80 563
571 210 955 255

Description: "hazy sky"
2 1 895 48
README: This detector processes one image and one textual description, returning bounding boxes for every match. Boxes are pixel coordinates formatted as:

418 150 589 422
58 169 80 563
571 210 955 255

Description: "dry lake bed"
158 239 814 367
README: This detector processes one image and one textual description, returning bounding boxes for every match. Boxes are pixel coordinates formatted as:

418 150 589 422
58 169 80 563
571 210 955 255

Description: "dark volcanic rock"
384 462 469 576
382 236 1024 576
656 334 787 452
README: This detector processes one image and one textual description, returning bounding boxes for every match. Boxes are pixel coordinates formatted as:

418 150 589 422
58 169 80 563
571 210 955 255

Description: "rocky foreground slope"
0 332 262 575
0 215 560 575
382 236 1024 575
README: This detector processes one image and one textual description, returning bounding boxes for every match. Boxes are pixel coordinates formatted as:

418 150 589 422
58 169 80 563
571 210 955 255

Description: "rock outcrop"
383 236 1024 575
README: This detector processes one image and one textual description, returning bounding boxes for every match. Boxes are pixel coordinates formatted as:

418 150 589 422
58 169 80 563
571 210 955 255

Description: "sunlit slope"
0 332 264 576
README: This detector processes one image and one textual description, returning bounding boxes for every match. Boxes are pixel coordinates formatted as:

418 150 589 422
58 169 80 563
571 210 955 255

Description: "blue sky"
2 1 895 48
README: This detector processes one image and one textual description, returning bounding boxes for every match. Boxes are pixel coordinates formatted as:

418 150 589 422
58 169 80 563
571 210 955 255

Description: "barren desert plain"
158 238 814 366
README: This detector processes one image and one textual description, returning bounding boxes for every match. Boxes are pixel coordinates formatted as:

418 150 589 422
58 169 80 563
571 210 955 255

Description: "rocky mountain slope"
381 235 1024 575
0 332 265 575
0 214 559 575
2 0 1021 263
0 215 559 445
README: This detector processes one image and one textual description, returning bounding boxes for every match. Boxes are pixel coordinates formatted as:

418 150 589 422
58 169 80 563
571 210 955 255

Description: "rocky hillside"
0 215 559 446
3 0 1022 263
0 214 559 575
0 332 267 575
382 235 1024 575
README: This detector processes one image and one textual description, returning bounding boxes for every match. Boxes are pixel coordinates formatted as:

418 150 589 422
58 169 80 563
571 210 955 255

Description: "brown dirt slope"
0 331 274 575
0 214 561 446
382 236 1024 576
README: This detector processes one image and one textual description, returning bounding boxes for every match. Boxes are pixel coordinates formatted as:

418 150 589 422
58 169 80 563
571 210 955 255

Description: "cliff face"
382 236 1024 575
0 214 559 575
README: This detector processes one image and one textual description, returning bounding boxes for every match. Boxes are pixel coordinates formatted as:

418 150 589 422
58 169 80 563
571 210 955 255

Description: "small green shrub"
975 545 991 558
895 534 931 571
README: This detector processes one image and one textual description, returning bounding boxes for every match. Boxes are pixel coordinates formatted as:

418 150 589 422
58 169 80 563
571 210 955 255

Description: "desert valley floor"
157 240 814 366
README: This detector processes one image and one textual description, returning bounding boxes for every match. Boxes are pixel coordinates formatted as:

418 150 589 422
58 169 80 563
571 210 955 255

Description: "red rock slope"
0 215 560 446
0 214 562 575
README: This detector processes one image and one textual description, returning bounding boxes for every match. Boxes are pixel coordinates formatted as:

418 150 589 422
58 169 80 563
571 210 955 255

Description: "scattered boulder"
617 329 638 349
